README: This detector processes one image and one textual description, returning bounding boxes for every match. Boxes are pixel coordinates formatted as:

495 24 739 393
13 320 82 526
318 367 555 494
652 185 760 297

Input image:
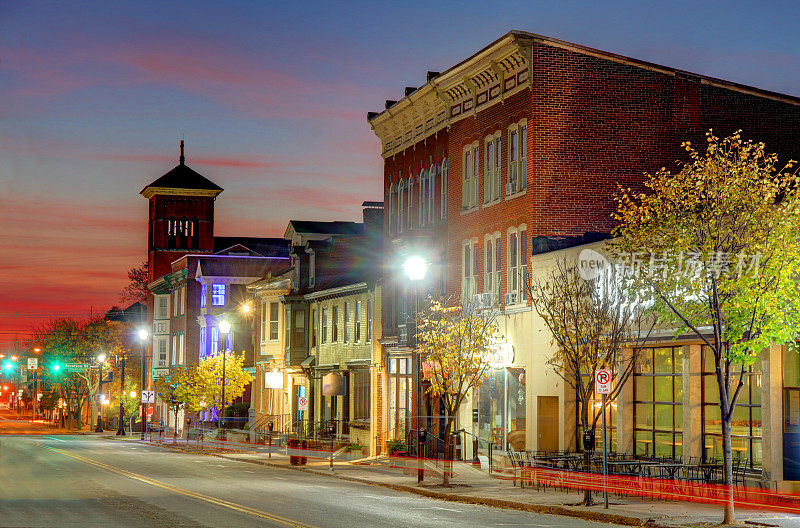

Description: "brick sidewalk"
135 437 798 528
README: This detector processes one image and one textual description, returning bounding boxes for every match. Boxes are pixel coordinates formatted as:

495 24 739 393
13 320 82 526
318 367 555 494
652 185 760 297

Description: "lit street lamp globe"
218 320 231 335
403 256 427 281
137 328 148 341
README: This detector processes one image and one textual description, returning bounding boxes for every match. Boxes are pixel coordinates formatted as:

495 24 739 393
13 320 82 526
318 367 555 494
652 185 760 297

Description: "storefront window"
388 357 412 441
475 367 526 452
702 345 761 467
634 346 683 459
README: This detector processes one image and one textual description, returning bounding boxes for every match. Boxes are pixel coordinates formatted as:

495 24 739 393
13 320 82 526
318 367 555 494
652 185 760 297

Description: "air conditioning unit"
504 292 518 305
473 293 492 309
505 182 516 195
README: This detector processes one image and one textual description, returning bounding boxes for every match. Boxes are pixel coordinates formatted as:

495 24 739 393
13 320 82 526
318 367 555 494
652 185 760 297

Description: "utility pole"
117 353 126 436
138 329 148 440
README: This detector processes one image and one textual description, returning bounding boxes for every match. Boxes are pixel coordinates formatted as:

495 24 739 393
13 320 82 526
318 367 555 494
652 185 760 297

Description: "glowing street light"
96 353 106 363
137 328 148 341
137 328 148 440
129 391 137 399
403 255 428 281
239 301 253 315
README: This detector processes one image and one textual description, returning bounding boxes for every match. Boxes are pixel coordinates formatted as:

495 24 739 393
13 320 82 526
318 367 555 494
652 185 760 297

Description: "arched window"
398 179 405 233
178 216 188 249
167 216 177 248
191 216 200 248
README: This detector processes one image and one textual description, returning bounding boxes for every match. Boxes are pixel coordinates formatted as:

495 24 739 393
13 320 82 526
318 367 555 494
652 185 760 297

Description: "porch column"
682 344 702 464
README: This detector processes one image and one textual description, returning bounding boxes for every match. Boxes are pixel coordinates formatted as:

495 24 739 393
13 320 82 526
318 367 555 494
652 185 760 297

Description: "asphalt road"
0 433 614 527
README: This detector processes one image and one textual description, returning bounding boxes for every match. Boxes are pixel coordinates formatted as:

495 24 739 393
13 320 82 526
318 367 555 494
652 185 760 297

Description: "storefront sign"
486 343 514 368
264 370 283 389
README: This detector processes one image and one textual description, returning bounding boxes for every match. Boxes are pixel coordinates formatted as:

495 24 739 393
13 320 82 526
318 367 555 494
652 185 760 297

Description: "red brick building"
369 31 800 456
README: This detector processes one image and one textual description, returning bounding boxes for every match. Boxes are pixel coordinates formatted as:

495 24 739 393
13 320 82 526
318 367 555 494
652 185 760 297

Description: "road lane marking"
39 444 317 528
43 436 66 442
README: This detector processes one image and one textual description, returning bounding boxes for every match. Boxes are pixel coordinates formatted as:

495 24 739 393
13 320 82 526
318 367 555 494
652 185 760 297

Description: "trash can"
288 438 306 466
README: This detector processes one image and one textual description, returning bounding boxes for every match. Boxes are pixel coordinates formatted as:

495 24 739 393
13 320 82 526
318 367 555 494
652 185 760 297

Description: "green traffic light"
52 364 60 371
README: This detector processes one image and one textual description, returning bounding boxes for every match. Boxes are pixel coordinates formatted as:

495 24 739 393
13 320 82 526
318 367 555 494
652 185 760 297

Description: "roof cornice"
141 187 222 199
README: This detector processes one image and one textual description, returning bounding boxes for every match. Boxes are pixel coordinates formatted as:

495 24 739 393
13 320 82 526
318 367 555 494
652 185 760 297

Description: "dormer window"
211 284 226 306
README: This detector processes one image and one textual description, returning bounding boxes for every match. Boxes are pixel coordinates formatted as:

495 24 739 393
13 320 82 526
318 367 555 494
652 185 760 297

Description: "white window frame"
519 225 528 301
484 232 501 304
507 228 519 300
388 183 395 234
180 286 186 315
178 333 184 365
344 302 350 343
484 132 501 204
398 179 405 233
407 171 413 229
428 164 435 224
269 301 279 341
260 301 267 343
419 168 426 226
322 307 328 344
366 299 372 342
507 119 527 196
355 300 362 342
462 238 479 301
440 157 448 219
506 225 527 303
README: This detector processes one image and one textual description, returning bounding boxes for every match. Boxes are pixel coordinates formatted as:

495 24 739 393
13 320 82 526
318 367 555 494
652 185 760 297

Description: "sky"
2 0 800 349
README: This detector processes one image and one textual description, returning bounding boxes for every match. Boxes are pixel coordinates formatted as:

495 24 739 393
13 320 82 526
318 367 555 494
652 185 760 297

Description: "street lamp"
403 255 428 485
94 353 106 432
116 348 128 436
217 320 231 437
138 328 148 440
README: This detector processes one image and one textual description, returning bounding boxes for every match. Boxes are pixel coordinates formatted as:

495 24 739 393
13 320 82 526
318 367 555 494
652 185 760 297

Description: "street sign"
64 362 90 372
297 396 308 411
27 358 38 370
595 369 612 394
141 390 155 404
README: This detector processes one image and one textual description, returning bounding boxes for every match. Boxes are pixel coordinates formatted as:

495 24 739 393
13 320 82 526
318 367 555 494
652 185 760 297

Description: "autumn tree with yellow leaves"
416 299 499 485
612 130 800 524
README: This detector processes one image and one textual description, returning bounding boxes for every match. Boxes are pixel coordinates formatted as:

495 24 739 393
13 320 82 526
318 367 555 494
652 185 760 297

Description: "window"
407 171 413 229
520 228 528 300
158 297 168 318
484 133 501 203
508 231 519 298
507 121 527 195
171 334 176 365
173 290 178 317
200 327 207 358
322 308 328 344
293 308 305 347
355 300 362 342
634 346 683 460
462 144 480 210
485 233 501 304
284 306 291 347
440 157 448 219
388 184 395 235
332 306 339 342
178 333 184 364
311 308 317 347
428 164 435 224
211 284 226 306
269 302 279 341
702 346 761 467
365 299 372 342
353 369 370 420
200 284 207 308
419 169 427 226
260 301 267 343
180 286 185 315
344 303 350 343
398 180 405 233
388 357 412 440
210 326 219 355
462 239 479 301
159 339 167 366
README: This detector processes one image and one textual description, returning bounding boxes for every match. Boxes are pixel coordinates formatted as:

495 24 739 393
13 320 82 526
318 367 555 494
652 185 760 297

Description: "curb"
141 440 666 528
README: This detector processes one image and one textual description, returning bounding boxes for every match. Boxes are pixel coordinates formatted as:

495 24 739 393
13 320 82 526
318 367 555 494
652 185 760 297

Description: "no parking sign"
297 396 308 411
595 369 612 394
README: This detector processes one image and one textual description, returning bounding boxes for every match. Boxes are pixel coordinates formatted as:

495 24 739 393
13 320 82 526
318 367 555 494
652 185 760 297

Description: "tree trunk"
174 407 179 444
442 418 452 486
721 418 735 524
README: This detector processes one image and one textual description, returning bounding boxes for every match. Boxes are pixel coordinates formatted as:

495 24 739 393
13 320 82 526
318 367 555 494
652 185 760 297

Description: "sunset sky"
2 1 800 349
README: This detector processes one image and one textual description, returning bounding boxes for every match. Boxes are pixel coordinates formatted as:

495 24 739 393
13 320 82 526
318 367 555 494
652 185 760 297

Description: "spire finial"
179 140 185 165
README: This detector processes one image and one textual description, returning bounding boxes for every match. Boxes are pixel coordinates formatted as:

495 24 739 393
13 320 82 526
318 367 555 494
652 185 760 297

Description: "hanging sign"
595 369 612 394
322 372 345 396
265 371 283 389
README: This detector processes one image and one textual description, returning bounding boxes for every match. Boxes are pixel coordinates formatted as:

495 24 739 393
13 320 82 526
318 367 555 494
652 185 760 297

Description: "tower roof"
140 141 223 198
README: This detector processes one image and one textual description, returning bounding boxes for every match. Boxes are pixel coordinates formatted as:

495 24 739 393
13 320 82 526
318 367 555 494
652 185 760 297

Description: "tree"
612 130 800 524
196 352 254 424
154 368 185 442
416 298 499 485
526 255 655 505
31 317 124 429
120 261 149 304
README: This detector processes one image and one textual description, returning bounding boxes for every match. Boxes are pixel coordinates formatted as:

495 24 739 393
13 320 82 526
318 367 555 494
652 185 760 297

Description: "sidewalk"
130 436 799 528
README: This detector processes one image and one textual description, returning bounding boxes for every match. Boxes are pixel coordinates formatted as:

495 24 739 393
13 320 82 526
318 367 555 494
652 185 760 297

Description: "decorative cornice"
141 187 222 199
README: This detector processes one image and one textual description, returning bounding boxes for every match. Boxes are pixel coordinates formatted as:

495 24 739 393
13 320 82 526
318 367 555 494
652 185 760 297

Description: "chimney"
361 201 384 239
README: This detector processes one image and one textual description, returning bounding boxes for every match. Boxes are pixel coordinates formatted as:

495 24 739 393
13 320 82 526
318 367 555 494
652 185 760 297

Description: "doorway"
537 396 559 452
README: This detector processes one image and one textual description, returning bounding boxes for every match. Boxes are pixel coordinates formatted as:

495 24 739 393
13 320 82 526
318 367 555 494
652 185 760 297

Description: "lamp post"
138 328 148 440
117 350 127 436
94 353 106 432
217 320 231 437
403 255 427 485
